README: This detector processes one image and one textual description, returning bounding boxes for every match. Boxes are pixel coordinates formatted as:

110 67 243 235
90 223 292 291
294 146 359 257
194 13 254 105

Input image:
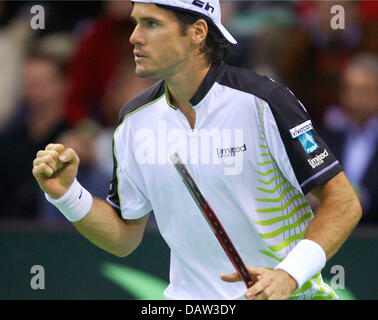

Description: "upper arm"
310 171 360 204
124 212 152 246
262 86 343 195
124 212 151 231
107 119 153 220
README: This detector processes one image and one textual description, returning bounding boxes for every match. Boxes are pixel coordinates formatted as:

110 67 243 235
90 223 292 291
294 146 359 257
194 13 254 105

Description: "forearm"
274 173 362 290
32 144 148 257
73 197 146 257
305 173 362 260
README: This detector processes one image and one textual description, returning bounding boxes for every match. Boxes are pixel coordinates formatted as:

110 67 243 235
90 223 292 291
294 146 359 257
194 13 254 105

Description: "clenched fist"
32 143 80 199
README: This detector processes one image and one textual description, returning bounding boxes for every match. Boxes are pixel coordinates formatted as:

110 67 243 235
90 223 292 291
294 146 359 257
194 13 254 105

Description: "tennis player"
32 0 362 300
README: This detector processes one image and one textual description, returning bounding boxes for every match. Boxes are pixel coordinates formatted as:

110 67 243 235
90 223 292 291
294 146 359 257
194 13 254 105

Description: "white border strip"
300 161 339 189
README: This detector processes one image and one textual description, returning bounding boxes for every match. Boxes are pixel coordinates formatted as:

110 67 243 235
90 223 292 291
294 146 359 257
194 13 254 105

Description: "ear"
191 19 208 45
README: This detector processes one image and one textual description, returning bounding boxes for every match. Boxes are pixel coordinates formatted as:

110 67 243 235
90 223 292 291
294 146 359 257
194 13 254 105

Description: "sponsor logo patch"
289 120 313 138
298 130 319 154
308 149 329 169
192 0 215 13
216 144 247 158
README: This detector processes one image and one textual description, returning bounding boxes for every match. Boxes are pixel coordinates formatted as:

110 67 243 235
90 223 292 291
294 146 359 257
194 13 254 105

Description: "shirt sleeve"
261 85 343 194
107 124 152 220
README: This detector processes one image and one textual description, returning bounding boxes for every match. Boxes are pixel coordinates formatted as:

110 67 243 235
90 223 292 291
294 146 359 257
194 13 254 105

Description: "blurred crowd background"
0 0 376 227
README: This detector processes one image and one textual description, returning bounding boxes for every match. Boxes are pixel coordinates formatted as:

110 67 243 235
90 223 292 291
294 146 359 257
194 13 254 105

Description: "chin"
135 67 149 77
135 64 162 79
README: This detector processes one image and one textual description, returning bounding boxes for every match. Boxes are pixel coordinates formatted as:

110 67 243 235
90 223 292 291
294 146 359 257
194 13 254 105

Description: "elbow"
114 252 129 258
355 200 363 222
350 194 363 226
113 247 134 258
111 228 145 258
113 242 140 258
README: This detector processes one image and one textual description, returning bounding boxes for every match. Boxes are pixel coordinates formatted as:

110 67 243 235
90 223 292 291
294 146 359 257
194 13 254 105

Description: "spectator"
222 1 296 70
321 53 378 224
0 2 35 130
277 0 377 123
0 52 70 220
64 0 135 127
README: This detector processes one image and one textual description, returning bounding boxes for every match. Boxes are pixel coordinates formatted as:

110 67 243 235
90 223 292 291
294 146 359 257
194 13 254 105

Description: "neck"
165 57 211 112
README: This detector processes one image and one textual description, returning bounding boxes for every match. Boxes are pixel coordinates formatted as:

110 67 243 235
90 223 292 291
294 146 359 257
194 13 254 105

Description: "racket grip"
245 272 258 288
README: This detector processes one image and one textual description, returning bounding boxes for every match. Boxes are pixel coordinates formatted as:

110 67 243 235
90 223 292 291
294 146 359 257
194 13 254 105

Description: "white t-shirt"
107 62 342 300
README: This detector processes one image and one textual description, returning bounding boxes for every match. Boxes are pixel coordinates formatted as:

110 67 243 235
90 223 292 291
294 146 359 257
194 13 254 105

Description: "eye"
145 20 158 28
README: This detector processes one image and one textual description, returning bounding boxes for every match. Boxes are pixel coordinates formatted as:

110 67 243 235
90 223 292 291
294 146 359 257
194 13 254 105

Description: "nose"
129 24 145 46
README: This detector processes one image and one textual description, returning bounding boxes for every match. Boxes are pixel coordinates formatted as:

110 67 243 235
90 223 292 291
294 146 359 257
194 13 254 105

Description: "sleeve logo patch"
289 120 313 138
298 131 319 154
308 149 328 168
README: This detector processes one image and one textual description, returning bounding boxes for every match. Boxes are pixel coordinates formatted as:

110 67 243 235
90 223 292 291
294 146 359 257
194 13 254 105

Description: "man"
32 0 362 300
64 0 135 126
277 0 377 124
321 53 377 224
0 51 69 220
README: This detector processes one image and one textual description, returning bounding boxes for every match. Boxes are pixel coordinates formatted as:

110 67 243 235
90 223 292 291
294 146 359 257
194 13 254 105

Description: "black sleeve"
106 100 133 218
107 137 122 217
267 86 343 194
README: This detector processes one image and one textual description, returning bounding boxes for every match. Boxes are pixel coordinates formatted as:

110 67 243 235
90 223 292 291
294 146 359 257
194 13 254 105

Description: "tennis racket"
170 152 255 288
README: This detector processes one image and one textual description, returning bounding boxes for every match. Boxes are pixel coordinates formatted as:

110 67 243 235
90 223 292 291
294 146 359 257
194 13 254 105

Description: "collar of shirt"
163 61 225 111
189 61 225 106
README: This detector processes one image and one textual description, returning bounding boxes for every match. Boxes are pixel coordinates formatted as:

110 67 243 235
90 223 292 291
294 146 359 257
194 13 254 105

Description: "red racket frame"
171 153 255 288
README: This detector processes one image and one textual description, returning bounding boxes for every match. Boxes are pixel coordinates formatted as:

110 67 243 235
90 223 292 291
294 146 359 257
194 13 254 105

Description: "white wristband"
45 179 93 222
275 239 326 289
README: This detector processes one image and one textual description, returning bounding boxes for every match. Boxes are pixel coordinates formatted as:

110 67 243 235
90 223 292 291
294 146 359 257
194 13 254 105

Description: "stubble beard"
134 61 163 79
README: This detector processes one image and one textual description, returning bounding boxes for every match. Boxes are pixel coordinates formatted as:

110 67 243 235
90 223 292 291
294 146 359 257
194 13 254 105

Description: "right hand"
32 143 80 199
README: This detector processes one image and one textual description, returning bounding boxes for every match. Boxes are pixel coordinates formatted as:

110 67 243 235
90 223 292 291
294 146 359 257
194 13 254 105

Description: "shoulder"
116 79 165 126
218 63 310 116
216 63 283 101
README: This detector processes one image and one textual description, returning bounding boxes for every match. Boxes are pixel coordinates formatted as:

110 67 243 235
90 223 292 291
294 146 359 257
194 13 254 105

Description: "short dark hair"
25 50 67 77
157 5 232 64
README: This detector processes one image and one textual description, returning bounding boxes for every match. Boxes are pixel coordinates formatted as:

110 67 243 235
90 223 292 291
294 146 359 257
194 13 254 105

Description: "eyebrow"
130 15 162 24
